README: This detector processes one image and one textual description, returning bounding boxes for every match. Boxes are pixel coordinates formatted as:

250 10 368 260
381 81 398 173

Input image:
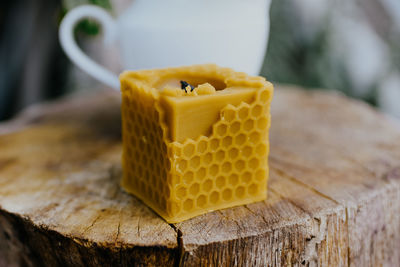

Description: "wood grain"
0 86 399 266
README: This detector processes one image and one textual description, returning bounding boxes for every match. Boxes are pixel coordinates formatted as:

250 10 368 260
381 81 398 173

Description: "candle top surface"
120 64 271 100
161 82 217 97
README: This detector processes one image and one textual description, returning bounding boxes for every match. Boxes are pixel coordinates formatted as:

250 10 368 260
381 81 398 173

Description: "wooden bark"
0 86 400 266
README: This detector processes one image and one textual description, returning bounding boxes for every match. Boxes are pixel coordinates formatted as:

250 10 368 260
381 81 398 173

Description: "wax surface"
120 64 273 223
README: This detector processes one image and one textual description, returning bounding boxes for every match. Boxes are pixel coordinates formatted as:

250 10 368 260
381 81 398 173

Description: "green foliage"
260 0 382 105
62 0 112 36
262 1 346 92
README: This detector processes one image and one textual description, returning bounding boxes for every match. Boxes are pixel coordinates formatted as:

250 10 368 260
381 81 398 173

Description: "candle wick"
180 81 195 93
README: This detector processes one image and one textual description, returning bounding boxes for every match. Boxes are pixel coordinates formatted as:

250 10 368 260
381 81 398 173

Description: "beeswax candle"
120 64 273 223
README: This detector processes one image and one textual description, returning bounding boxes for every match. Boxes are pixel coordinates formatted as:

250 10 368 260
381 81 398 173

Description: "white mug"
59 0 272 90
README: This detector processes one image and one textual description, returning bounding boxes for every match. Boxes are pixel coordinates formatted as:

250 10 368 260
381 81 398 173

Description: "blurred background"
0 0 399 121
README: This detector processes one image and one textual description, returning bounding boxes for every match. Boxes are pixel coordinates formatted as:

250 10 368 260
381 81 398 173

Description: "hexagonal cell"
222 107 236 122
123 95 130 105
256 144 268 156
176 159 188 173
242 146 252 157
147 146 156 159
164 185 171 198
162 158 170 173
152 190 160 203
152 120 160 132
138 99 146 111
257 89 270 102
177 186 187 199
251 104 263 117
145 185 152 199
137 164 144 177
183 199 194 211
127 105 135 113
155 138 162 151
167 201 181 216
221 162 232 173
171 171 181 184
235 134 246 146
249 131 261 144
165 158 172 171
142 183 151 197
189 183 200 195
255 169 266 181
203 152 213 165
238 106 249 119
196 167 206 180
160 196 167 210
134 123 141 136
210 191 220 204
222 136 233 148
144 119 151 131
154 191 161 206
235 186 245 198
209 138 220 152
202 179 213 192
257 117 268 130
216 123 228 137
148 132 157 144
248 184 259 196
230 121 241 134
138 137 147 151
150 178 157 193
137 114 145 126
139 180 146 192
130 174 138 188
157 177 164 192
228 147 239 159
209 164 219 176
222 188 232 201
183 171 194 184
183 142 196 158
215 150 226 161
228 173 239 186
234 160 245 172
157 163 164 178
129 160 137 172
248 158 260 169
169 143 182 157
156 192 164 209
156 125 164 140
126 147 133 159
190 156 201 169
144 169 151 181
243 119 254 132
197 195 207 208
130 134 139 146
216 176 226 189
197 138 208 153
242 171 252 183
150 157 159 169
125 121 133 132
122 110 130 120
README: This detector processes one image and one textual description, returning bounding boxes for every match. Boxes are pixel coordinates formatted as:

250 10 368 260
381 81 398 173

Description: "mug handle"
59 5 119 90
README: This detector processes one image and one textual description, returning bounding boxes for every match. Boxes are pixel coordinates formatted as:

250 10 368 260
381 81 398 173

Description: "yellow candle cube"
120 64 273 223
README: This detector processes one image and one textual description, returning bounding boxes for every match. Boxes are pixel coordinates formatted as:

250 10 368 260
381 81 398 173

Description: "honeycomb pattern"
120 64 273 223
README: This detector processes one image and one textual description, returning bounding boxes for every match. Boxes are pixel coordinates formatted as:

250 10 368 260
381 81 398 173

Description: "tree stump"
0 86 400 266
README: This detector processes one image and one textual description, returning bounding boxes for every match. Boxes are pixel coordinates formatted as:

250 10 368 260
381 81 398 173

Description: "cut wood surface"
0 86 400 266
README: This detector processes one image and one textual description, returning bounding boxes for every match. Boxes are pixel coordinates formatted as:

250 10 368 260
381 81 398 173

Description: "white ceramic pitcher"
59 0 272 89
